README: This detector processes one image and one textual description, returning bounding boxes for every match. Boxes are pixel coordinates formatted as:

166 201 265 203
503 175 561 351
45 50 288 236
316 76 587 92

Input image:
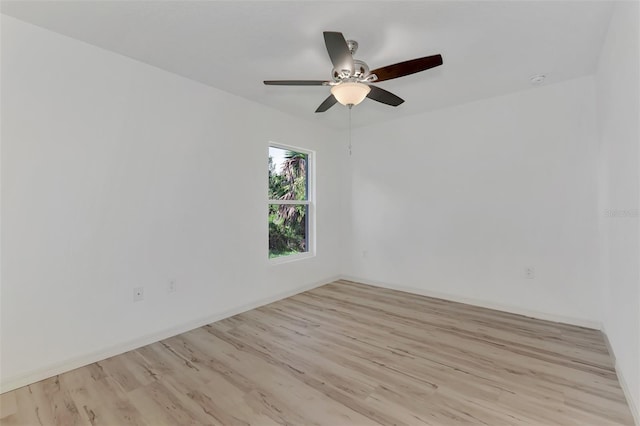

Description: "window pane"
269 203 308 258
268 147 307 201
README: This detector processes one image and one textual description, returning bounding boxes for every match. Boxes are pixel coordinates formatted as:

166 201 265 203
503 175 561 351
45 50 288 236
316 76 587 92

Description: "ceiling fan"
264 31 443 113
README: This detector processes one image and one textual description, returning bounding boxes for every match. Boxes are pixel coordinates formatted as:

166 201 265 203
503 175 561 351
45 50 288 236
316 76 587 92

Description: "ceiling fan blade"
264 80 328 86
371 54 443 82
315 95 338 113
366 85 404 107
323 31 355 75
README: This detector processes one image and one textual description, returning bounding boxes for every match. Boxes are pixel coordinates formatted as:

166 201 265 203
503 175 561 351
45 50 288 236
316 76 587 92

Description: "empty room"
1 1 639 425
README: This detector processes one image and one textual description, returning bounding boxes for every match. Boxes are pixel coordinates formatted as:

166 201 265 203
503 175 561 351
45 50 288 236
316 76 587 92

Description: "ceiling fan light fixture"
331 82 371 106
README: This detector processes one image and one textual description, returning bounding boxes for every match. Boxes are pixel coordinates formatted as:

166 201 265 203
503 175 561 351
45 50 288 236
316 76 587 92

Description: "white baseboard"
602 331 640 426
339 275 602 330
0 276 338 394
616 362 640 426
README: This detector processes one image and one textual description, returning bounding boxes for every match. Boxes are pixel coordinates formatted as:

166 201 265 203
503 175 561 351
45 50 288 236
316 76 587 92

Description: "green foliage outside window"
269 149 308 258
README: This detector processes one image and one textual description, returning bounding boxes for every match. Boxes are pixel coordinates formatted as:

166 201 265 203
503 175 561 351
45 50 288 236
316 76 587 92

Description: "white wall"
346 76 602 327
0 16 345 391
596 1 640 419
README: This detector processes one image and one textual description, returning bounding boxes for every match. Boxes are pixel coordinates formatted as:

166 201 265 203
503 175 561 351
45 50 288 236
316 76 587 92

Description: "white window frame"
268 142 315 264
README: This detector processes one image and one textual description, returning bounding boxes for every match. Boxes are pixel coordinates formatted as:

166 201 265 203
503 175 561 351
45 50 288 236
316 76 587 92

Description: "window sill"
269 252 315 265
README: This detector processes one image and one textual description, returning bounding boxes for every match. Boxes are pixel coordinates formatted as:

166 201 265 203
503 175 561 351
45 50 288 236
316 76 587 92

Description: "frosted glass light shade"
331 82 371 106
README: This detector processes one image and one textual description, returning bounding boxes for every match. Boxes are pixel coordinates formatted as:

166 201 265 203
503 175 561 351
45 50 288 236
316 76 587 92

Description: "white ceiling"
2 1 614 128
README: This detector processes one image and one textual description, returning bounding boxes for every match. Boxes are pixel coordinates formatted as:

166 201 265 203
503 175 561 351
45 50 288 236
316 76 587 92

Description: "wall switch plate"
133 286 144 302
168 280 176 293
525 267 535 279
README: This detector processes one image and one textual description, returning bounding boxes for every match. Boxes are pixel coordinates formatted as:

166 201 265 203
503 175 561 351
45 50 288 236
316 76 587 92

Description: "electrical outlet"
168 280 177 293
525 267 535 279
133 286 145 302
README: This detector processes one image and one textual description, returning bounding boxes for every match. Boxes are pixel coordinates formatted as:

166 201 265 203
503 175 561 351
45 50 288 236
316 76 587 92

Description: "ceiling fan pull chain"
348 105 352 156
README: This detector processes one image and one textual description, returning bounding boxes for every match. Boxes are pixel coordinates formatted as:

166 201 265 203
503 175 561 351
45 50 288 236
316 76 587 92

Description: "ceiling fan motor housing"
332 59 370 82
331 39 370 82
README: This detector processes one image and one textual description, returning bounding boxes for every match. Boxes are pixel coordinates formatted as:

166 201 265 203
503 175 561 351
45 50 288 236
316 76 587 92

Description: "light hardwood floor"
1 280 635 425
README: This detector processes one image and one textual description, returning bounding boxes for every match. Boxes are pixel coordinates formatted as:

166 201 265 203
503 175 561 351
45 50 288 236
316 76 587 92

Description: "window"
268 144 313 260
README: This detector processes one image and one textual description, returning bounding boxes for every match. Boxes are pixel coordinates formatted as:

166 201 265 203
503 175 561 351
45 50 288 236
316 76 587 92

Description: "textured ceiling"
2 1 614 128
